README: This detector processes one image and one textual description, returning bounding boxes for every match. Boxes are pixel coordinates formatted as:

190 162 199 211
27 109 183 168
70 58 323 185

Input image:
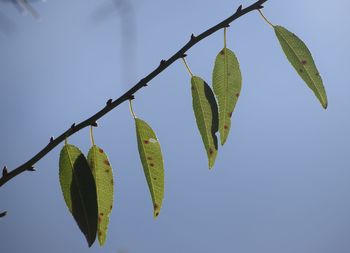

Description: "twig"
0 0 267 187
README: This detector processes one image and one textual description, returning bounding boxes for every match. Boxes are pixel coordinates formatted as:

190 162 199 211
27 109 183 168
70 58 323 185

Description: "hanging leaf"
191 76 219 168
87 145 114 246
213 47 242 145
274 25 328 109
135 118 164 218
59 144 98 247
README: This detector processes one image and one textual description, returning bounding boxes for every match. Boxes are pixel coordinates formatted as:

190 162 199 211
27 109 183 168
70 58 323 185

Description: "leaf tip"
322 101 328 110
98 231 106 247
153 204 161 219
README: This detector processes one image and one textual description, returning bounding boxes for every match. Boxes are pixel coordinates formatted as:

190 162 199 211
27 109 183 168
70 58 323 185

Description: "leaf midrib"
91 146 102 224
223 48 229 135
137 122 157 204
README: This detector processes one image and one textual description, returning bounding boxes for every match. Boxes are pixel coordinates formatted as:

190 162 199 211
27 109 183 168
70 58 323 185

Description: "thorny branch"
0 0 268 190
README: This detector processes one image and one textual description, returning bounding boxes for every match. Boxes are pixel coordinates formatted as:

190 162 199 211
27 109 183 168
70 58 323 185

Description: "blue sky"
1 0 350 252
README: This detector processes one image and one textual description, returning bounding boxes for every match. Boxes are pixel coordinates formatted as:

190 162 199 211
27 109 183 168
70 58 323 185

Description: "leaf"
59 144 98 247
87 145 114 246
213 47 242 145
135 118 164 218
274 25 328 109
191 76 219 168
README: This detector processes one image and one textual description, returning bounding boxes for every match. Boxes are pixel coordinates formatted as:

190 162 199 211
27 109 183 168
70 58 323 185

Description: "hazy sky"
1 1 350 252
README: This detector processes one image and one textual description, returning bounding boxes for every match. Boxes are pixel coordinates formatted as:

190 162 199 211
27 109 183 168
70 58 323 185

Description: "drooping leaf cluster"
57 9 327 248
59 140 114 247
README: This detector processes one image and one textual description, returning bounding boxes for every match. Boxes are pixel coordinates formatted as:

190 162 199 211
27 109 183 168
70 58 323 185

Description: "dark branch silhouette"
0 0 268 188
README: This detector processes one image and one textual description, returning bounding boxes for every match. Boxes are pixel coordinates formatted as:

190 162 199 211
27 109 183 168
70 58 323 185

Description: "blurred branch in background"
90 0 136 88
0 0 45 19
0 0 44 35
14 0 40 18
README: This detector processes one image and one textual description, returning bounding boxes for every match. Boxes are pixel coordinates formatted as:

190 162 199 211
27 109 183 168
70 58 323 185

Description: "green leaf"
274 25 328 109
59 144 98 247
191 76 219 168
213 47 242 145
135 118 164 218
87 145 114 246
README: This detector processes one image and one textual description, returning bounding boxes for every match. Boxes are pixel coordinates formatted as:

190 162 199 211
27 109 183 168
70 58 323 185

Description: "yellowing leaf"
87 145 114 246
191 76 219 168
213 47 242 145
59 144 98 247
135 118 164 218
274 25 328 109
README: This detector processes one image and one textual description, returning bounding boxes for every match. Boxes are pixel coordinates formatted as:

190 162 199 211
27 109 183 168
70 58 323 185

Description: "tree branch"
0 0 267 187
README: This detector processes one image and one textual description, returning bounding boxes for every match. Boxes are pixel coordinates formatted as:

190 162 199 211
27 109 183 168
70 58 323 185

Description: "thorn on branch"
106 99 113 106
2 166 8 177
182 54 187 58
159 60 166 66
0 211 7 218
128 95 135 100
236 5 243 13
49 136 54 143
71 123 76 129
91 122 98 127
257 5 264 10
27 166 36 172
190 33 196 41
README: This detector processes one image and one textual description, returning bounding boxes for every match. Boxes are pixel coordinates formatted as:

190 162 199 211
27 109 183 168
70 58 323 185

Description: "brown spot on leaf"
150 163 154 167
220 50 225 55
228 112 233 118
153 177 157 180
147 157 153 160
98 231 102 237
224 125 228 130
110 205 113 210
105 169 109 173
209 148 214 156
100 212 104 216
235 93 240 98
104 160 110 166
99 148 104 153
301 60 307 65
144 140 149 144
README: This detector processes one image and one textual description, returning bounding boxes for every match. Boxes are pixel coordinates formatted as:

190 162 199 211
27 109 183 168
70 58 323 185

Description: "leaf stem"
129 100 137 119
258 9 274 28
90 126 95 146
182 57 194 78
224 27 227 48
